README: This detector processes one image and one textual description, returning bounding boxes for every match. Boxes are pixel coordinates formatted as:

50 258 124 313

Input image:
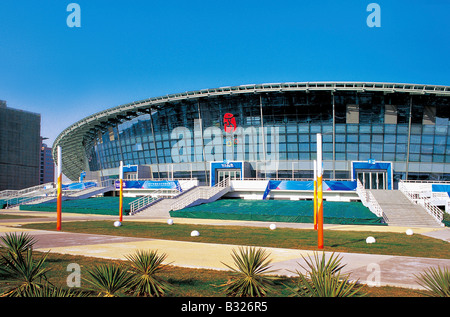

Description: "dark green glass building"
0 100 41 190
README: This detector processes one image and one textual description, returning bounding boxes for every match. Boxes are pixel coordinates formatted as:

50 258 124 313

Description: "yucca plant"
415 266 450 297
14 284 91 297
0 248 51 297
291 252 365 297
125 249 172 297
84 264 133 297
0 232 37 257
220 246 277 297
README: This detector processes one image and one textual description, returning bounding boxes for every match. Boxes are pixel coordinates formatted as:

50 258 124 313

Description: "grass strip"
22 220 450 259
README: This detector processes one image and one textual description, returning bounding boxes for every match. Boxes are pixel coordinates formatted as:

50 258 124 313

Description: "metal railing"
356 179 388 223
0 190 19 199
399 183 444 226
170 177 230 211
129 195 159 215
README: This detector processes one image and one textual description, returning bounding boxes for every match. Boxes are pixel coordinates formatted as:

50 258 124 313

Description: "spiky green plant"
0 232 37 257
84 264 133 297
291 252 365 297
220 247 277 297
0 248 51 297
14 284 91 297
415 266 450 297
125 249 172 297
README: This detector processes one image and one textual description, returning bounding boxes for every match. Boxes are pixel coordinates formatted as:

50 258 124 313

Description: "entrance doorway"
216 169 241 184
357 170 387 190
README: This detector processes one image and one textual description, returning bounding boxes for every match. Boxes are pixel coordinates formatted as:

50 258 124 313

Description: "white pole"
119 161 124 180
56 146 62 231
316 133 324 249
316 134 322 178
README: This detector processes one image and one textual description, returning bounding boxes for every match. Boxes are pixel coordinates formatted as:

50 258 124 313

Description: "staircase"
64 185 115 200
133 178 231 218
369 190 443 227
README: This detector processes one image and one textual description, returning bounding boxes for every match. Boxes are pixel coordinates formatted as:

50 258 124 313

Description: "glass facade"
85 89 450 185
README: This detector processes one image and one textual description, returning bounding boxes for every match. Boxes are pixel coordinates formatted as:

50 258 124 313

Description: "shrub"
125 249 172 297
291 252 365 297
415 266 450 297
220 247 277 297
84 264 133 297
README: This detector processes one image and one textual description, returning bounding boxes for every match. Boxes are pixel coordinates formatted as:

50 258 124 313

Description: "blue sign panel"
115 180 182 191
262 180 357 200
432 184 450 198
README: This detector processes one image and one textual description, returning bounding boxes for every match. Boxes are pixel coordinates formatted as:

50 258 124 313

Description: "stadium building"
53 82 450 189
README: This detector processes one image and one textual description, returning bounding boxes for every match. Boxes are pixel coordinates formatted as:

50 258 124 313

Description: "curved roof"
53 82 450 180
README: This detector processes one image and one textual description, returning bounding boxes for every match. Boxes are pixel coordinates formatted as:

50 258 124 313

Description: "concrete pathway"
0 210 449 290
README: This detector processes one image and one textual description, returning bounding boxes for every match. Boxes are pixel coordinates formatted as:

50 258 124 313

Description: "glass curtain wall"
87 91 450 182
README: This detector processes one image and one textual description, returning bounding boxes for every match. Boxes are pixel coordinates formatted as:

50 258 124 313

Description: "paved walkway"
1 210 449 290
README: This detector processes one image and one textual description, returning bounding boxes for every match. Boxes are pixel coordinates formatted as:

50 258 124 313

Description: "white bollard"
191 230 200 237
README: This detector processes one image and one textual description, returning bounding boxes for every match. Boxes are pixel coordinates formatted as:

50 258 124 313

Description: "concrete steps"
369 190 442 228
134 185 231 218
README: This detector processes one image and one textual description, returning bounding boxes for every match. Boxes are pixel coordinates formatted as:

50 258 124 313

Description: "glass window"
396 144 407 153
372 135 383 143
347 134 358 143
299 134 310 142
359 143 370 152
384 144 396 152
434 145 445 154
360 134 370 142
410 135 421 144
409 144 421 153
299 144 309 152
396 135 408 143
287 134 297 142
433 155 444 163
371 143 383 152
384 134 396 143
287 143 298 151
422 135 434 144
335 134 345 143
435 136 446 146
347 143 358 152
299 153 310 160
421 145 433 154
335 143 346 152
384 153 395 161
409 154 420 162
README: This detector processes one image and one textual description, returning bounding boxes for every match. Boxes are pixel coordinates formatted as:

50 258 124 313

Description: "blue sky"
0 0 449 146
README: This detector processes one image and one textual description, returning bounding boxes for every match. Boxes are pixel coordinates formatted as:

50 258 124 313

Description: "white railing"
356 179 388 223
129 188 186 215
170 177 230 211
0 190 19 199
129 195 159 215
398 181 444 226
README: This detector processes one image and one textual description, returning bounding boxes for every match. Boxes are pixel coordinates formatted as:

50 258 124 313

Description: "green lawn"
22 220 450 259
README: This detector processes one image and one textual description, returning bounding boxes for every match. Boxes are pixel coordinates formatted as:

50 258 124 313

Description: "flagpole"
56 146 62 231
313 160 317 231
119 161 123 223
317 133 324 249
